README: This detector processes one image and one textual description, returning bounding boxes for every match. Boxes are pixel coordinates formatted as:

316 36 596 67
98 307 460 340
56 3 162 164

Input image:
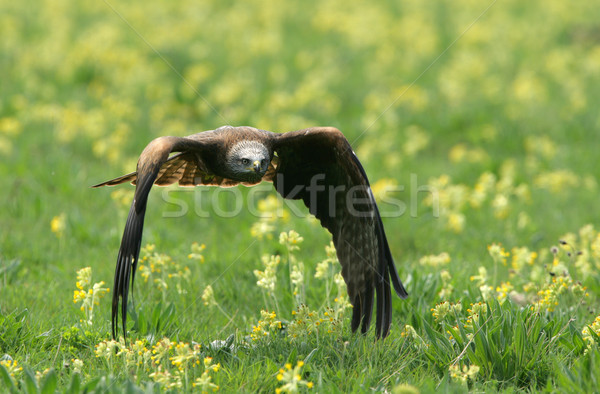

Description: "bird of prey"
93 125 408 340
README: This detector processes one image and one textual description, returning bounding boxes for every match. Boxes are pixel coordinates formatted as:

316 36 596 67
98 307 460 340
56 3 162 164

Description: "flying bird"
93 125 408 339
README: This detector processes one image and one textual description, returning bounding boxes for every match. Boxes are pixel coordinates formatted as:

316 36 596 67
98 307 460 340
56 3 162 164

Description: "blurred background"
1 0 599 342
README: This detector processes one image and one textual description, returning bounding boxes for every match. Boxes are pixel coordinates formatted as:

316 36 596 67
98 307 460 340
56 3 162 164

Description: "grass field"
2 0 600 392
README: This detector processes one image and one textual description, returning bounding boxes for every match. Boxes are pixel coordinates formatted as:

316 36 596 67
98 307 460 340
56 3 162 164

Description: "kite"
93 125 408 339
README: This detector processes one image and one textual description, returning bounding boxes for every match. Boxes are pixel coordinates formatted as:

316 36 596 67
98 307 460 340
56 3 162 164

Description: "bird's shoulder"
186 125 276 145
275 126 345 141
272 127 352 161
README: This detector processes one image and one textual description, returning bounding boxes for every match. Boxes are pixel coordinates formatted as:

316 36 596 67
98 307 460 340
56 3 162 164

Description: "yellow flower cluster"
495 282 514 305
71 358 84 374
371 178 399 202
259 195 289 222
422 174 468 233
438 270 454 299
419 252 451 268
559 225 600 278
534 170 581 194
471 227 597 313
288 305 327 339
582 315 600 350
72 267 109 326
250 220 276 241
110 188 134 209
171 342 199 372
524 135 557 160
280 230 303 251
510 247 537 275
400 325 428 351
314 242 338 279
188 242 206 263
95 339 121 362
449 364 480 384
289 262 305 302
431 301 462 323
95 337 220 390
279 231 306 304
469 267 489 287
250 230 350 342
448 143 489 165
488 243 510 266
148 368 180 390
332 273 352 313
464 302 487 331
202 285 217 307
533 276 587 313
314 242 351 316
138 244 192 295
275 361 313 393
193 357 221 392
50 213 67 238
151 338 175 367
422 143 558 233
0 359 23 379
251 310 283 341
469 172 497 209
0 117 22 137
254 254 281 293
357 124 430 170
250 195 290 240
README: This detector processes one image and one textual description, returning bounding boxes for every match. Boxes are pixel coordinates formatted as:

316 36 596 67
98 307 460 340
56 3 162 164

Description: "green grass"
1 0 600 392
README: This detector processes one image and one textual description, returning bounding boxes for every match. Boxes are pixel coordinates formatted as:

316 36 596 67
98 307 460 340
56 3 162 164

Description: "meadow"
1 0 600 392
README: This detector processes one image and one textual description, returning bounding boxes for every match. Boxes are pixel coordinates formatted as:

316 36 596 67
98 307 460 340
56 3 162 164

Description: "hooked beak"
252 160 261 173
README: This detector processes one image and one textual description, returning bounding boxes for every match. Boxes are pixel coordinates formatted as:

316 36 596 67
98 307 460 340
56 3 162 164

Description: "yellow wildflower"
488 243 509 265
582 315 600 349
0 359 23 379
449 364 480 383
202 285 217 307
188 242 206 262
496 282 513 304
275 360 313 393
419 252 451 267
71 358 84 374
50 213 67 238
431 301 462 323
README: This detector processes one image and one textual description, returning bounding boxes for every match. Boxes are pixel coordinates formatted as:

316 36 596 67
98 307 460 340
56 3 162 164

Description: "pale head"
225 140 271 181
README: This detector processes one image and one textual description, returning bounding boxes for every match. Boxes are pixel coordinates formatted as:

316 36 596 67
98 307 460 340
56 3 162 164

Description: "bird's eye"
261 159 267 166
241 158 250 165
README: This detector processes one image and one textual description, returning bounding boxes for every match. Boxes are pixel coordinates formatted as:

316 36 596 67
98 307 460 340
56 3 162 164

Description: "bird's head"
226 140 271 181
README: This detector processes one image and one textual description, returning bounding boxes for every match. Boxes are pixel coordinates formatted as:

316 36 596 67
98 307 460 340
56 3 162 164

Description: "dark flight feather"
272 127 407 338
93 126 407 340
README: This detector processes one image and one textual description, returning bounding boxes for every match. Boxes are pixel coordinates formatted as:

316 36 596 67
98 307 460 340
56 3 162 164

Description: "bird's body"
94 125 408 339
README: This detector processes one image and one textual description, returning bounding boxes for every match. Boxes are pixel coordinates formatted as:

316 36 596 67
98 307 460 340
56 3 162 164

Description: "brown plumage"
93 125 408 340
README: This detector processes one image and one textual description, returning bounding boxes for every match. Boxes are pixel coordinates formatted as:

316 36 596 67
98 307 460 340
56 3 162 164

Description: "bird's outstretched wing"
92 152 279 189
272 127 408 338
92 135 225 339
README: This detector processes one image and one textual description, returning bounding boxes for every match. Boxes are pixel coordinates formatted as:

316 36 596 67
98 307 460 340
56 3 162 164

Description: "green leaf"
22 368 39 394
81 376 101 392
0 365 17 393
157 302 175 333
39 369 57 394
286 348 298 365
304 347 319 364
65 372 81 394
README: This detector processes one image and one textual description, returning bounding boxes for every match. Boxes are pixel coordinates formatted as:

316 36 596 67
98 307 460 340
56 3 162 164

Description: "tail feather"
111 202 147 339
360 284 374 334
374 265 393 338
351 283 375 335
92 172 137 188
107 136 191 340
